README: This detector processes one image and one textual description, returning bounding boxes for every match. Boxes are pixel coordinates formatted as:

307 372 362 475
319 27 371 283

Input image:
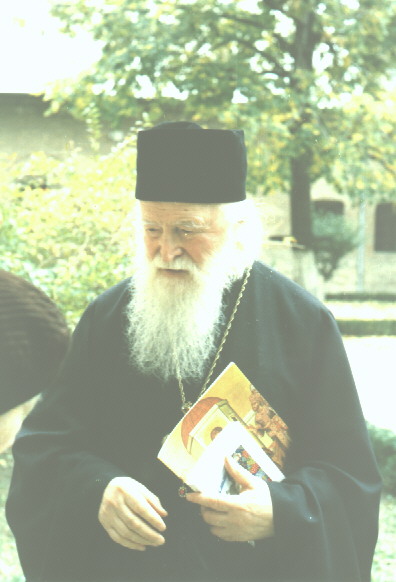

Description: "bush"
337 320 396 336
367 424 396 497
312 211 358 281
0 141 138 326
326 293 396 302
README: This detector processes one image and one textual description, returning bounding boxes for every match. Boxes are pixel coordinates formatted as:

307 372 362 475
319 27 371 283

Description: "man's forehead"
139 201 220 224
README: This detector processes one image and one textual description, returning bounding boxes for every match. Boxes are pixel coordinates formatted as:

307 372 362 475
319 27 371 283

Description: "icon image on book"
158 363 290 494
232 445 270 480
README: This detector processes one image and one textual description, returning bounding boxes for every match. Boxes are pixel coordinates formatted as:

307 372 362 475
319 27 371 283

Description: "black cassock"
7 262 381 582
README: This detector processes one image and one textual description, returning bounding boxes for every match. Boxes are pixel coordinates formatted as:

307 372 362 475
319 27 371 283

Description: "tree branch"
368 152 396 177
221 11 293 54
273 31 294 54
219 11 267 30
236 38 288 78
260 0 289 17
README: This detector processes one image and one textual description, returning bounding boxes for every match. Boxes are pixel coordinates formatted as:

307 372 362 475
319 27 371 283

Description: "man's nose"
158 232 183 262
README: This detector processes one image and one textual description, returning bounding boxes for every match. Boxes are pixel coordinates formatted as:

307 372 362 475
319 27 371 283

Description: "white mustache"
151 256 197 272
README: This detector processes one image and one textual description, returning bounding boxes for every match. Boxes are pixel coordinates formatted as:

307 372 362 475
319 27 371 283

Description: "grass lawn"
372 494 396 582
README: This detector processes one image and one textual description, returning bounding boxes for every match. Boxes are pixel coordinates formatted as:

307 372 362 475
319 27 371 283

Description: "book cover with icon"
157 362 290 494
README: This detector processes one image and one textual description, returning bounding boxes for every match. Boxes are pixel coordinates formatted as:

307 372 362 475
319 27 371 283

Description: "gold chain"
176 264 252 415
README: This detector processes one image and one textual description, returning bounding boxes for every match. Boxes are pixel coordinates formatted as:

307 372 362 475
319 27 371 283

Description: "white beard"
126 242 247 382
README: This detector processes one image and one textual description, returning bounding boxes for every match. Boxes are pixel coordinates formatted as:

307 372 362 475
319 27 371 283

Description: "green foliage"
367 424 396 497
46 1 396 210
371 494 396 582
326 92 396 202
0 143 137 326
311 210 358 280
337 320 396 336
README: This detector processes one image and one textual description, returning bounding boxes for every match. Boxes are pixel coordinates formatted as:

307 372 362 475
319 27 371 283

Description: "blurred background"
1 1 395 580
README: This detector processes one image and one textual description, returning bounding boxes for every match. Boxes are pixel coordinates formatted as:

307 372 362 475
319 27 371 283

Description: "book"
157 362 290 494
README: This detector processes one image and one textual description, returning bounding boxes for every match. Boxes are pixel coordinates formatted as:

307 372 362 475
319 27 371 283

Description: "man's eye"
146 228 161 236
179 227 204 237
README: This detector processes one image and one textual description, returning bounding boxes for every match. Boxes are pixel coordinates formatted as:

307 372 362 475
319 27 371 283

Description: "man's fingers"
186 456 260 510
144 488 168 517
99 498 165 547
224 455 256 490
99 477 168 550
200 506 228 527
124 491 167 533
106 522 150 551
186 491 229 511
107 477 167 532
117 501 166 545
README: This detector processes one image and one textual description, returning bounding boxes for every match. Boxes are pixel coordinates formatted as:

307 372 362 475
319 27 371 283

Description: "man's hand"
186 456 274 542
98 476 168 551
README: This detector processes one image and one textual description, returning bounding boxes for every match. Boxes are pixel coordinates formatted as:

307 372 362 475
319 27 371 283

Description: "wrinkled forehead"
138 200 223 226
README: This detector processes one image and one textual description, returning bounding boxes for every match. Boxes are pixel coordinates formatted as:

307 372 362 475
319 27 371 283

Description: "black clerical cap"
135 121 247 203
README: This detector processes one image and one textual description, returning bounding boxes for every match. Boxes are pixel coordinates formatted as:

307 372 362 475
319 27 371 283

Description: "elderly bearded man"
7 122 380 582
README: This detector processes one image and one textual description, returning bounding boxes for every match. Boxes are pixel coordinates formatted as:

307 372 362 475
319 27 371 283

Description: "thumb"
224 455 258 492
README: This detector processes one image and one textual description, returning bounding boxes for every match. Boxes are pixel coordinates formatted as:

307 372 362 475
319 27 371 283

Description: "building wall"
256 181 396 295
0 93 96 157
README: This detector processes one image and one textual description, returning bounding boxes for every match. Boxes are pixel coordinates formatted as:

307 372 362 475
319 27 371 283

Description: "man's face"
139 201 230 278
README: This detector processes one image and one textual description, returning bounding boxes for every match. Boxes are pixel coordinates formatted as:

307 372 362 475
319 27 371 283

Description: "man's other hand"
98 476 168 551
186 456 274 542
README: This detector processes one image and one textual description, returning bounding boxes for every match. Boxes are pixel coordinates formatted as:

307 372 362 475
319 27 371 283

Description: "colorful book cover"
157 362 290 493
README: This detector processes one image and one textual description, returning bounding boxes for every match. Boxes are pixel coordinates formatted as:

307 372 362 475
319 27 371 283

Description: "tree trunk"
290 151 313 248
289 4 319 248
